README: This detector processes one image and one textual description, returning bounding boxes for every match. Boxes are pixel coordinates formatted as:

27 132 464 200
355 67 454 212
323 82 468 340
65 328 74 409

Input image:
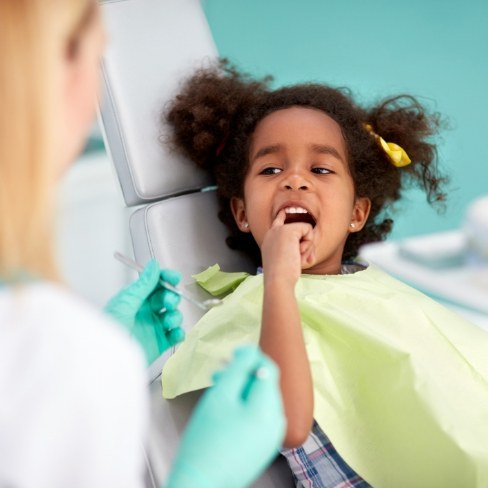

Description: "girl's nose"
282 171 310 191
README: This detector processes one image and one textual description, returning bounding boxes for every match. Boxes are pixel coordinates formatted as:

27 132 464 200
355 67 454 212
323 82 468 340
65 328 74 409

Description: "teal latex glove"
104 259 184 364
166 346 286 488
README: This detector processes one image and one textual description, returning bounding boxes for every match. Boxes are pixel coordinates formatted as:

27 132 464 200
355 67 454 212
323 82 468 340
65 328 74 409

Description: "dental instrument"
114 252 223 311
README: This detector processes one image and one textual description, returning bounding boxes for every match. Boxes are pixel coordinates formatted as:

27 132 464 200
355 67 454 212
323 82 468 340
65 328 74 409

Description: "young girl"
162 61 488 487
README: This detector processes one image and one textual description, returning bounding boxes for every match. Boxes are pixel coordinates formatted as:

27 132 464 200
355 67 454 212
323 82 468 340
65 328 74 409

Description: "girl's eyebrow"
310 144 344 163
252 143 345 163
252 144 282 161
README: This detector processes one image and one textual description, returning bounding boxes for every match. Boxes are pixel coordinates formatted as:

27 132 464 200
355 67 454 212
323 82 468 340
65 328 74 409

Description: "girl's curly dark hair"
165 60 448 266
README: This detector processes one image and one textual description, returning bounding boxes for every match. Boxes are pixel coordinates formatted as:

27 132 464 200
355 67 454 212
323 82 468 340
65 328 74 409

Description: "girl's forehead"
250 106 347 157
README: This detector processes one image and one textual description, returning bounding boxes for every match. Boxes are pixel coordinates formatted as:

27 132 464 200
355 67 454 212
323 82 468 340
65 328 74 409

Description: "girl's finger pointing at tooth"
272 209 286 227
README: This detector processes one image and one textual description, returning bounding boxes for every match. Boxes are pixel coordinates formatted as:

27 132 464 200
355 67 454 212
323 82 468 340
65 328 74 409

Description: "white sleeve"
0 284 148 488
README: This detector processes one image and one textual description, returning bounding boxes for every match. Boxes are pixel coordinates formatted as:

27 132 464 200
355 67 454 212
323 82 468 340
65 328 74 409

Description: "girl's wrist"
263 276 297 296
264 272 296 284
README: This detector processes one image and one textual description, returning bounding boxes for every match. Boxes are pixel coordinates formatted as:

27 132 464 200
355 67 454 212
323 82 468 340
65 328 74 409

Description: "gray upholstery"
98 0 293 486
130 191 255 337
99 0 214 205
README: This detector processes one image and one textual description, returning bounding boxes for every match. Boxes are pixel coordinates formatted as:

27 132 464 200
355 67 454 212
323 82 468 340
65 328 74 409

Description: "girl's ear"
230 197 250 233
350 197 371 232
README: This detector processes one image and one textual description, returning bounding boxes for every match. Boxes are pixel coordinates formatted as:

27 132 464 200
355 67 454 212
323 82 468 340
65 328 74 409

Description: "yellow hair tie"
364 124 411 168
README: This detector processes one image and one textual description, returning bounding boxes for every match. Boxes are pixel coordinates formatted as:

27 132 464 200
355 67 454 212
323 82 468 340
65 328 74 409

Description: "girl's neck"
302 261 342 276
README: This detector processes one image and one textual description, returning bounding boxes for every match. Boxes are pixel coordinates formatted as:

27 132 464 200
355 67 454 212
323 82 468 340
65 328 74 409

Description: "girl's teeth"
285 207 307 214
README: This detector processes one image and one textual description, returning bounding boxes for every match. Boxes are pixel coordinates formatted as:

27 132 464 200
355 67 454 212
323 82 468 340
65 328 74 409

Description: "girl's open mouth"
283 207 317 228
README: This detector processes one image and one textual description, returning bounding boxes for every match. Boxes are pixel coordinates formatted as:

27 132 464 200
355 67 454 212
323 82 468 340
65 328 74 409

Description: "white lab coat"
0 282 148 488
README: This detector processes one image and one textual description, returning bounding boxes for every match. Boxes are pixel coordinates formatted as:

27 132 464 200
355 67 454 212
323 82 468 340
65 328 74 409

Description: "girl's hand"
261 209 314 287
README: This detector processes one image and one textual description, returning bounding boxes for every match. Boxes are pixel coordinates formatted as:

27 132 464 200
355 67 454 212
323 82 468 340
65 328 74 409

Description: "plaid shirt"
280 421 372 488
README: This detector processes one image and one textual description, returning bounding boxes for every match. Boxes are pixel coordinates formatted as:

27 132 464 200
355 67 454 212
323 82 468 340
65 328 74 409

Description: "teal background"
202 0 488 241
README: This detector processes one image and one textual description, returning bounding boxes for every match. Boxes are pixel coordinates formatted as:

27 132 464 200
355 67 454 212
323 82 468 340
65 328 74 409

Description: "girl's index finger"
272 209 287 227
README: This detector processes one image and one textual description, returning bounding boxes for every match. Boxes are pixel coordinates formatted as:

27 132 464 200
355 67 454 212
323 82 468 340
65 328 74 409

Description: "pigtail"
164 59 271 174
366 95 448 206
343 95 448 259
164 60 272 267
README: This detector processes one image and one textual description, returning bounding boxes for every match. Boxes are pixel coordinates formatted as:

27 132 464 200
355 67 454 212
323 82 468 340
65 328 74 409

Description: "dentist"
0 1 285 487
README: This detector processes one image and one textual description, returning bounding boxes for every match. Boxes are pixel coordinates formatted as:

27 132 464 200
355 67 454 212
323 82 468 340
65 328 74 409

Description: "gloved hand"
166 346 286 488
104 259 184 364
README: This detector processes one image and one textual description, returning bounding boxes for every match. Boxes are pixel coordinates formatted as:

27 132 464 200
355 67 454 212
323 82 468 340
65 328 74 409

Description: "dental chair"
98 1 293 486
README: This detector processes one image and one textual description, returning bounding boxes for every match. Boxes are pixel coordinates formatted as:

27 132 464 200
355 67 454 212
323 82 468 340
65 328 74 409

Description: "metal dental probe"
113 251 223 311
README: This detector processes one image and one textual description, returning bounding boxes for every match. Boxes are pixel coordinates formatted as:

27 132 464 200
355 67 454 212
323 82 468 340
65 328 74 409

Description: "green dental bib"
162 264 488 487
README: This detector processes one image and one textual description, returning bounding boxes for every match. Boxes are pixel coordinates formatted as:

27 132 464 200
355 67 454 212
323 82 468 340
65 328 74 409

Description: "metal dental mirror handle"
113 251 222 311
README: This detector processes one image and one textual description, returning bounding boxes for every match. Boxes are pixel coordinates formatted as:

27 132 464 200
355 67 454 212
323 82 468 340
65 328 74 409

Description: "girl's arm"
259 213 314 447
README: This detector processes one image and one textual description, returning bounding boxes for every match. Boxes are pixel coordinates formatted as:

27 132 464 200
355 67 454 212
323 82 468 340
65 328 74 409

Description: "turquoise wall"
202 0 488 241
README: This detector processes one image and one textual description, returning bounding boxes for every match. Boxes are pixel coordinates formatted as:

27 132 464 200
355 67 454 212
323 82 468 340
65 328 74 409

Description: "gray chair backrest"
99 0 255 331
100 0 213 205
98 1 293 486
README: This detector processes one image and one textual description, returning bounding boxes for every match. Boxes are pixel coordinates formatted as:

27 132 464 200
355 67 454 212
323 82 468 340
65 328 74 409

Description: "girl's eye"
312 167 332 175
260 167 282 175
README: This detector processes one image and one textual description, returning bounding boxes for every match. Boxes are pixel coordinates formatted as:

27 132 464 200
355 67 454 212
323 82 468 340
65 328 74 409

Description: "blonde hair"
0 0 97 282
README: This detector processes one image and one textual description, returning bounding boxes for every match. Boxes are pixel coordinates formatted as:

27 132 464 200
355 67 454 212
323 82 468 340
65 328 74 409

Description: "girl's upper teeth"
285 207 308 214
